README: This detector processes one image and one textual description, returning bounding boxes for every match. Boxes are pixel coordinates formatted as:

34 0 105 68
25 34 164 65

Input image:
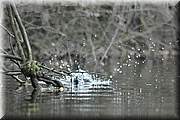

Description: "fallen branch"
11 75 26 84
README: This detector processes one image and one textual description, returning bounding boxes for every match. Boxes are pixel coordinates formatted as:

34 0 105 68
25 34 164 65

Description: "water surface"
3 56 177 118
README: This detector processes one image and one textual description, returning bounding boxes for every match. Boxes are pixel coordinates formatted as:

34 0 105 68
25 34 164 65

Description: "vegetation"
1 2 178 90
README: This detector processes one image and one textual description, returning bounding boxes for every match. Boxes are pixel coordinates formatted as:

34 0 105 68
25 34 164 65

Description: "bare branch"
11 75 26 84
1 53 23 61
8 5 26 62
3 71 22 76
10 3 32 61
38 64 70 76
0 24 15 37
100 27 120 64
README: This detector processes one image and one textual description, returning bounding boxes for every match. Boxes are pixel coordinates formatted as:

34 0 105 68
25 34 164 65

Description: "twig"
1 54 23 61
37 75 63 87
84 18 98 72
1 49 21 68
3 71 22 76
119 21 172 43
37 77 58 87
22 20 66 37
8 5 26 62
0 24 15 37
8 35 16 55
10 3 32 61
11 75 26 84
2 52 70 76
38 64 70 76
14 18 24 43
63 41 73 67
100 27 120 64
86 32 97 63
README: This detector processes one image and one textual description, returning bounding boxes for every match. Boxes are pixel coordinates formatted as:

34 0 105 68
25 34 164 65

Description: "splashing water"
51 68 113 93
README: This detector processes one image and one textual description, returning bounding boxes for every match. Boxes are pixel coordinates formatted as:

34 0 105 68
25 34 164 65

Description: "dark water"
3 56 177 118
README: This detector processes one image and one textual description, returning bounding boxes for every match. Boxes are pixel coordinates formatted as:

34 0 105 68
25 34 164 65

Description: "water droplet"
51 42 55 46
139 88 142 93
139 74 142 77
83 42 86 46
123 63 127 66
146 83 152 86
100 62 105 66
155 108 159 112
55 62 59 66
67 68 71 71
152 49 155 52
109 75 113 79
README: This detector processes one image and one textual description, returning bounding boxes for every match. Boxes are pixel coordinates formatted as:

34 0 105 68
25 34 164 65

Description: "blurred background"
2 1 178 119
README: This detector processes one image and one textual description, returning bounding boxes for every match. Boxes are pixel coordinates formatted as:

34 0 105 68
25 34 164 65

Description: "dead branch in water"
10 3 32 61
2 3 68 91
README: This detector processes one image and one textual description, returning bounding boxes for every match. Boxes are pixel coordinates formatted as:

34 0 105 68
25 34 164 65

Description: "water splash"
51 68 113 93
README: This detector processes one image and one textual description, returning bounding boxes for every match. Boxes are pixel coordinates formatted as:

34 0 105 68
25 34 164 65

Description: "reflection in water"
4 57 177 118
29 89 40 103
